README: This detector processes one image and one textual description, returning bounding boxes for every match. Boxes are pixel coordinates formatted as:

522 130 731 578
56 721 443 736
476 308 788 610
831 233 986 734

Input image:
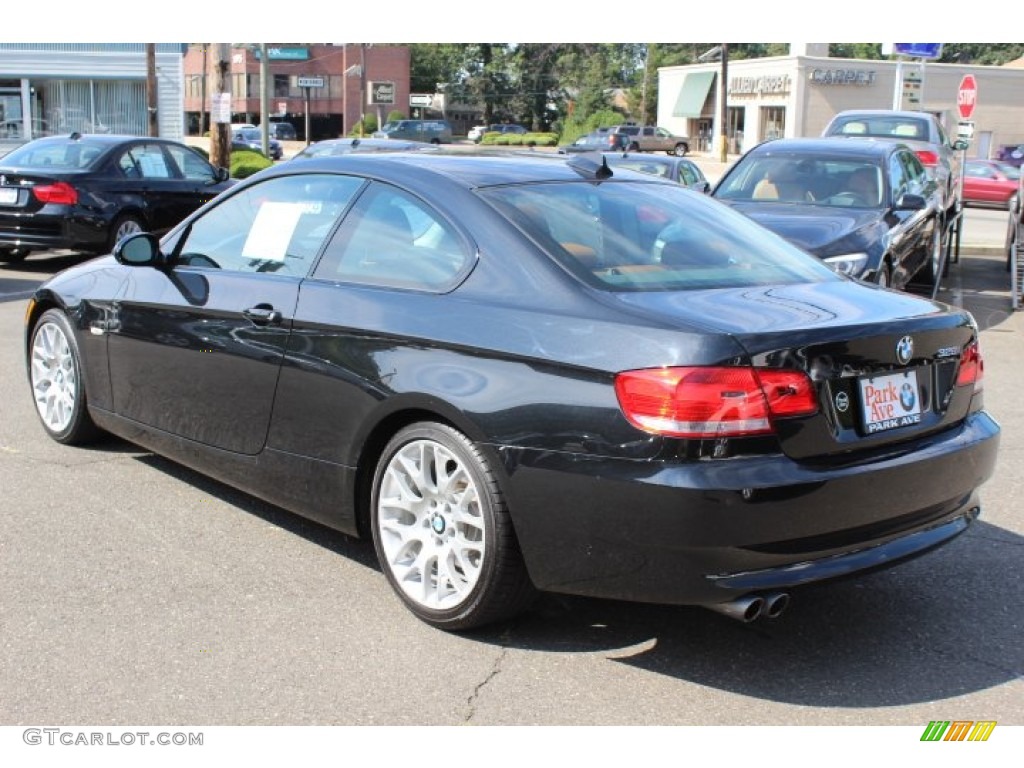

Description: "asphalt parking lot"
0 207 1021 732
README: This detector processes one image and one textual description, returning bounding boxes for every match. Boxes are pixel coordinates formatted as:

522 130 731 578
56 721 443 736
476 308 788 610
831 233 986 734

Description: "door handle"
243 304 283 325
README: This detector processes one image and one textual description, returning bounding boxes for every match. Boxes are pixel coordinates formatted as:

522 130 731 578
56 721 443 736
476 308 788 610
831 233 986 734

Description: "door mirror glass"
114 232 163 266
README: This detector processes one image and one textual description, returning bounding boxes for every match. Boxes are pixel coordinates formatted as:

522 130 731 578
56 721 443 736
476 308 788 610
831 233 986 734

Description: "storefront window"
761 106 786 142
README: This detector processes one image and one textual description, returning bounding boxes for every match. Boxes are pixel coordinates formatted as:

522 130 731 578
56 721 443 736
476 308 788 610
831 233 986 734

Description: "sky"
4 2 1000 45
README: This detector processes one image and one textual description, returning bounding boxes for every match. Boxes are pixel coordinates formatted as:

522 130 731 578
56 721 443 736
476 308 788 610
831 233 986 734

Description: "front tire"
920 218 945 287
29 309 103 445
672 142 689 157
370 422 533 631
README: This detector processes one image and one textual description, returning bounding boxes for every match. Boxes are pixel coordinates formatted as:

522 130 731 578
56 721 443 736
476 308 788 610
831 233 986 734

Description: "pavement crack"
463 639 510 723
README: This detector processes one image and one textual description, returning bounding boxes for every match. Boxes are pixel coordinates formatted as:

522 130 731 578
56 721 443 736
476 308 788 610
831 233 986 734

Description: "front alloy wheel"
29 309 102 444
371 422 533 631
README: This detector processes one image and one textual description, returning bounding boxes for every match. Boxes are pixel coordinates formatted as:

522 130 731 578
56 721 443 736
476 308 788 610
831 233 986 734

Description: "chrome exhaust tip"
705 595 764 623
761 592 790 619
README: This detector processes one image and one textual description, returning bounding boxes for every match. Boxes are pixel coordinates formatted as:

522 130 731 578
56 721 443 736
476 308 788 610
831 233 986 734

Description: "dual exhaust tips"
706 592 790 623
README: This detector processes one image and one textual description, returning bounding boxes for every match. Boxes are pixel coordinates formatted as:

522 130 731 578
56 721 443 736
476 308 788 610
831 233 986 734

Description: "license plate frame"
858 369 923 434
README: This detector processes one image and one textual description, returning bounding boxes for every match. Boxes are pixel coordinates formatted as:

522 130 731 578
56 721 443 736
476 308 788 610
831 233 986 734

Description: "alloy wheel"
376 438 487 611
31 321 77 433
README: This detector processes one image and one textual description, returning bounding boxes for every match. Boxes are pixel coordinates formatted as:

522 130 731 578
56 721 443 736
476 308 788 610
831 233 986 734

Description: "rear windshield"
1 139 105 169
479 180 838 292
828 116 930 141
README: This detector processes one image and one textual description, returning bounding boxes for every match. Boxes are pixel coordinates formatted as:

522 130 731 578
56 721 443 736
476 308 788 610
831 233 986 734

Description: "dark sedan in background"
712 137 944 289
602 153 710 192
558 131 630 154
232 128 283 160
0 133 233 263
25 151 998 631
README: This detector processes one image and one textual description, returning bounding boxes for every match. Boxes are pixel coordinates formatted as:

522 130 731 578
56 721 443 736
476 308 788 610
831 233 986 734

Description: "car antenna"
352 138 360 148
566 153 614 181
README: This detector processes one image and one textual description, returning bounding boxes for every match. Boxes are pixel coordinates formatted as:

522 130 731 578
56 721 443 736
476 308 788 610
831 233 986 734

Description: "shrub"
230 148 273 179
386 109 405 123
349 114 379 136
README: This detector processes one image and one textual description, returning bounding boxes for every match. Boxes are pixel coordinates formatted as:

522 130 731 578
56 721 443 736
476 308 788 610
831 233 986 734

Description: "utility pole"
210 43 232 170
146 43 158 137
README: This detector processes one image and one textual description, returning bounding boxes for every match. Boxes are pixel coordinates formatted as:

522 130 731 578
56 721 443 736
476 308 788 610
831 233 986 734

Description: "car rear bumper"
0 207 108 252
499 411 1000 605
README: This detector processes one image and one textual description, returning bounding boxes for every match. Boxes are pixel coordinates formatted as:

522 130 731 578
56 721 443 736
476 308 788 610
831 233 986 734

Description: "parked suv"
604 123 690 156
821 109 967 224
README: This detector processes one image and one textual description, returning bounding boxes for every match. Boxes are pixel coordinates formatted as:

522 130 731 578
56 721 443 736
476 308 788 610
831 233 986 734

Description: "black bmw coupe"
24 151 999 630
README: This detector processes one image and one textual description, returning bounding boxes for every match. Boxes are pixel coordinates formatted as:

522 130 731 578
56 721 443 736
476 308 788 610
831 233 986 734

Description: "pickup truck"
605 124 690 156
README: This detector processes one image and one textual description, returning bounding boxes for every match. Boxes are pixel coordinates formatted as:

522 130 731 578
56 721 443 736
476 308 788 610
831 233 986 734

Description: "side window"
313 182 471 291
165 144 217 182
889 154 909 202
170 174 363 275
124 144 174 179
899 152 927 192
678 163 697 185
643 127 655 137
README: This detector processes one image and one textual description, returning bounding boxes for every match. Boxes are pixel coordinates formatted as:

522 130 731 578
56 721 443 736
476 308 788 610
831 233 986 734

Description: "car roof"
260 150 668 189
830 110 939 120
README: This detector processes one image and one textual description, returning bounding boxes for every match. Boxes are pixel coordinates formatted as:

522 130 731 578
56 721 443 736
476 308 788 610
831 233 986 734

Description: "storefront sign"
254 47 310 61
369 81 395 105
729 74 791 96
809 69 878 86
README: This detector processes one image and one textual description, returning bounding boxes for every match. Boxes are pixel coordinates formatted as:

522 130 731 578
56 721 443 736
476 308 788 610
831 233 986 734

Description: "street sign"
957 75 978 120
957 121 975 141
409 94 432 108
297 76 324 89
368 81 395 105
211 92 230 124
890 43 943 59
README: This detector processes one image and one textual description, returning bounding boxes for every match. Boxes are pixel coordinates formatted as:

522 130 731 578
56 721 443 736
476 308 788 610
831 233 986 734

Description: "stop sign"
957 75 978 120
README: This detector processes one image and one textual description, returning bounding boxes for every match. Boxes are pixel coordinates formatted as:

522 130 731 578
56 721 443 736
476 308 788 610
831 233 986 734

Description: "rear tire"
108 214 144 253
0 247 30 263
672 143 689 157
29 309 104 445
370 422 534 631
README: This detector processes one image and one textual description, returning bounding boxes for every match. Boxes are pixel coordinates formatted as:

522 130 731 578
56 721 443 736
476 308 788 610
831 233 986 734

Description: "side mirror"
113 232 165 267
895 193 927 211
213 166 230 183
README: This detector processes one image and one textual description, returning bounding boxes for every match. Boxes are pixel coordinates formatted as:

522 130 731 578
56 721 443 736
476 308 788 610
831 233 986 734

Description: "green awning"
672 72 716 118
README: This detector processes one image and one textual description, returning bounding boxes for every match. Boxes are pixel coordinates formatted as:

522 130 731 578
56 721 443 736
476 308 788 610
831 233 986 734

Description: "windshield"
715 155 886 208
480 180 838 292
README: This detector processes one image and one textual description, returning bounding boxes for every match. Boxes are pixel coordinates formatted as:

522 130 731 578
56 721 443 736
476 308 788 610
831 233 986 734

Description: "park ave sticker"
859 370 922 434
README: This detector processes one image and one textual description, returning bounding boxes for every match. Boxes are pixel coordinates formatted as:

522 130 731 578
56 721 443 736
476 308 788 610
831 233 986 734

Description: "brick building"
183 44 411 141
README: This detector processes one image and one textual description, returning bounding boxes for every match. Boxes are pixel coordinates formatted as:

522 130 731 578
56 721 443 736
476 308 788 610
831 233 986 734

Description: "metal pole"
259 43 269 157
718 43 729 163
892 57 903 110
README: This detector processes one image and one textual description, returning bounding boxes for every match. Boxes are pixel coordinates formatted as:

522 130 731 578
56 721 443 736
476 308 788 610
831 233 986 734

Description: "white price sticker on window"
242 201 304 262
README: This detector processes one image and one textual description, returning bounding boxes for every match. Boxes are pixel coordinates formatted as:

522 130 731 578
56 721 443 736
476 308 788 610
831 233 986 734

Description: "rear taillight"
32 181 78 205
914 150 939 168
614 366 818 438
956 340 984 393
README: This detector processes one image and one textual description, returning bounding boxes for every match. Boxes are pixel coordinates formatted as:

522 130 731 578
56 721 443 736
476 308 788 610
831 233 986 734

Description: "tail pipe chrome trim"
704 592 790 622
704 595 764 623
761 591 790 619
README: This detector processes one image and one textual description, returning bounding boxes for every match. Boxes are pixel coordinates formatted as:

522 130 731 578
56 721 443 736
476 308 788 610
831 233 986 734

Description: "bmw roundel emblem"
896 335 914 365
834 391 850 412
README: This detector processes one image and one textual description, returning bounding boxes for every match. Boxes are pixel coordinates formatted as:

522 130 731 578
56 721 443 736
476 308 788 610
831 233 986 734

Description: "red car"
963 159 1020 209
